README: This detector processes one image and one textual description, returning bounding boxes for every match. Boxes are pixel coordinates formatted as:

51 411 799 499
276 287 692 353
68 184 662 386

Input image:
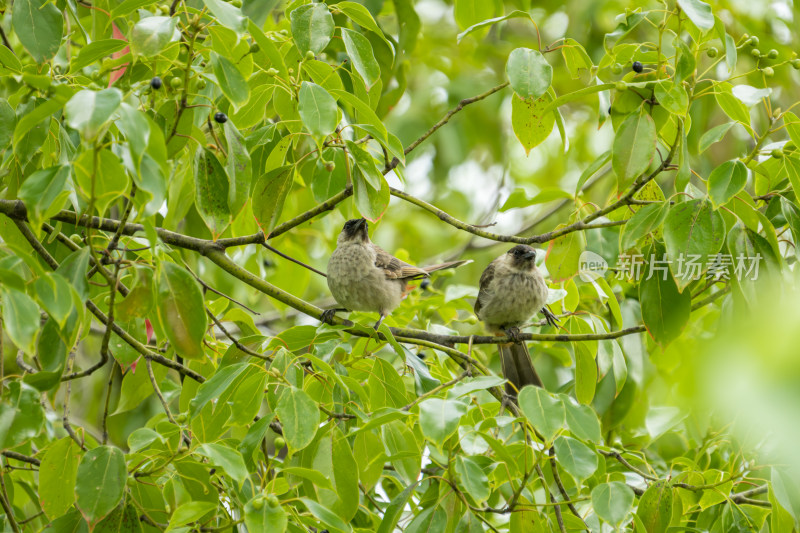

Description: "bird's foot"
373 313 387 331
505 326 523 344
542 306 560 328
320 308 347 325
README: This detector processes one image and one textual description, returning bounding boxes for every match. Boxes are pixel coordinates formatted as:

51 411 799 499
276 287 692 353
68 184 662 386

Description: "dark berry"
150 76 162 89
420 279 431 290
214 112 228 124
632 61 643 73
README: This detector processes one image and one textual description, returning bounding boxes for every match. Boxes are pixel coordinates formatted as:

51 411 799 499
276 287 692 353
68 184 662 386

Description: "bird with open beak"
474 244 559 396
325 218 470 329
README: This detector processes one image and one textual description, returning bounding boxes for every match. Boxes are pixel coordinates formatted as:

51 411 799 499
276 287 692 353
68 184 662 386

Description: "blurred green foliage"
2 0 800 531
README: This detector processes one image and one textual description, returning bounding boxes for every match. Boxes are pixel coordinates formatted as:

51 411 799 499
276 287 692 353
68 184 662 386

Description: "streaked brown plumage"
326 218 470 329
475 244 557 395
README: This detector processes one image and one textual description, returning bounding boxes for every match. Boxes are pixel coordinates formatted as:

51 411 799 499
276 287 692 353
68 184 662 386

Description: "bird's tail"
498 342 543 397
422 259 473 274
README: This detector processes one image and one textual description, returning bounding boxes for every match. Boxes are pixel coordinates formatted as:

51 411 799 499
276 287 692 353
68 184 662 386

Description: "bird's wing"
474 259 497 315
372 244 428 280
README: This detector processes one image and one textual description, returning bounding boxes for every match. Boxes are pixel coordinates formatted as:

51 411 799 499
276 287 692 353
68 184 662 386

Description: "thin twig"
145 358 177 425
262 243 327 277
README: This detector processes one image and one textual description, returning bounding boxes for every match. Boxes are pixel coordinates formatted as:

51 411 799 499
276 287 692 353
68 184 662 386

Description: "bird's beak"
523 250 536 260
356 218 367 230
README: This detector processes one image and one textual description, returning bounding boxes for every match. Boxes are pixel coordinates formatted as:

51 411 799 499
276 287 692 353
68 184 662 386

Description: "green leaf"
708 160 747 207
553 436 598 481
73 148 130 217
561 38 593 79
244 496 287 533
298 82 338 137
511 93 555 155
276 386 319 451
406 505 448 533
519 386 565 443
69 39 128 73
166 501 217 530
456 10 531 44
500 188 572 212
39 438 82 520
201 0 246 33
663 199 726 290
453 456 490 503
127 428 163 452
75 446 127 526
352 165 389 222
591 482 634 524
33 273 74 328
0 46 22 73
194 148 232 238
619 202 670 251
612 110 656 188
0 382 45 448
222 121 251 216
1 287 41 356
56 248 91 302
575 347 597 405
732 85 771 107
639 243 692 344
654 81 688 115
130 16 176 57
784 112 800 148
12 0 63 62
418 398 467 447
698 122 735 153
94 503 142 533
252 165 294 236
341 29 380 88
189 363 249 417
197 443 248 487
563 399 602 443
300 498 353 533
715 83 751 126
156 262 207 359
506 48 552 99
454 0 498 30
17 165 71 236
211 52 250 110
65 89 122 140
677 0 714 30
636 481 674 533
781 198 800 261
336 2 389 45
545 227 585 282
291 3 334 55
376 482 420 533
368 358 408 409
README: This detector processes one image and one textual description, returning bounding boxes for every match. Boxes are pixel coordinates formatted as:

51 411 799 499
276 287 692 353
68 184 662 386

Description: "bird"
325 218 471 329
474 244 559 396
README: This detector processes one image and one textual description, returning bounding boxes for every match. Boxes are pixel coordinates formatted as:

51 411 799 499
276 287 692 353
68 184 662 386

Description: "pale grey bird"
325 218 470 329
474 244 558 394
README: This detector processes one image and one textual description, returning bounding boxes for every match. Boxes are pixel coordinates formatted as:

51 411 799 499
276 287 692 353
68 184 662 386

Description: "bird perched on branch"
325 218 471 329
474 244 558 396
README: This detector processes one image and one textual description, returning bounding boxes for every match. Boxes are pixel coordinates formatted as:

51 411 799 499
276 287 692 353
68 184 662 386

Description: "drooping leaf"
639 243 692 344
291 3 334 55
156 262 207 359
636 481 674 533
418 398 467 447
252 165 294 236
1 287 41 356
75 446 127 526
39 437 82 520
65 89 123 140
276 386 319 451
194 148 232 238
12 0 63 62
511 93 555 154
553 436 598 481
341 29 381 88
677 0 714 30
211 52 250 109
612 110 656 188
298 81 338 137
